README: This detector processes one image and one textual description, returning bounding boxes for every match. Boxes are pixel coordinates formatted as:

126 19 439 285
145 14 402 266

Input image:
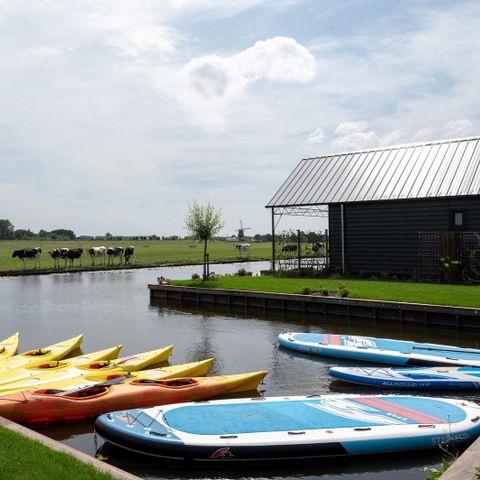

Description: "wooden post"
297 229 301 276
271 208 276 273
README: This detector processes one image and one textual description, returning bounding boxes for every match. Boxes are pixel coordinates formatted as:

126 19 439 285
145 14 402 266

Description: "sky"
1 0 479 237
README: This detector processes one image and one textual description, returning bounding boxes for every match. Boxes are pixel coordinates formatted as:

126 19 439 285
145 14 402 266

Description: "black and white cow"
48 248 69 268
66 248 83 267
235 243 250 254
124 246 135 265
12 248 42 269
88 246 106 266
107 246 124 265
311 242 324 254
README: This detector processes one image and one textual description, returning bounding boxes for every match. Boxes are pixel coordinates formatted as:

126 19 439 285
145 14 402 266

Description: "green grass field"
0 240 271 272
0 427 114 480
172 275 480 308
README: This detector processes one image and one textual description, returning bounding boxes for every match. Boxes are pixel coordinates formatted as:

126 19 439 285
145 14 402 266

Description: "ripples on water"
0 261 477 479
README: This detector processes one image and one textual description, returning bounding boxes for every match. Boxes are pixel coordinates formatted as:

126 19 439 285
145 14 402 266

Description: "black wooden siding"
328 196 480 275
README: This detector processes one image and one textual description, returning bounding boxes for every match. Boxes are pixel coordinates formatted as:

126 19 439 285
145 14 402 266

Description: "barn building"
266 136 480 279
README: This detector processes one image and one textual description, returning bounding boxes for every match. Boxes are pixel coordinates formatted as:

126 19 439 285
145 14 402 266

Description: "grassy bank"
0 427 113 480
172 275 480 308
0 240 270 273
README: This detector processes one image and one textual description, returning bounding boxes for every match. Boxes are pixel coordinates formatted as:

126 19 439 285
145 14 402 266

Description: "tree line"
0 219 75 241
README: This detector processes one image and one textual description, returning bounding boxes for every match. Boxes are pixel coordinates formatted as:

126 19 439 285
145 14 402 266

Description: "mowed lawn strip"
0 240 270 272
172 276 480 308
0 427 114 480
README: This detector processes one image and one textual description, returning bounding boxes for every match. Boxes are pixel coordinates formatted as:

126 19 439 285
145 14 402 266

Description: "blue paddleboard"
329 365 480 390
95 394 480 461
278 332 480 366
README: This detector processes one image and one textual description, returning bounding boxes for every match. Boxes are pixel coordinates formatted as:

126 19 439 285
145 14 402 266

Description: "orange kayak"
0 370 267 423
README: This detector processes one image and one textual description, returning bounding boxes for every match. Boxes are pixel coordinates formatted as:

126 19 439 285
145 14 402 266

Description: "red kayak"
0 371 267 423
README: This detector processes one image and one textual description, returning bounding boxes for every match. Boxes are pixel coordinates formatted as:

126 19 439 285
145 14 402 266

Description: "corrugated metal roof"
266 136 480 207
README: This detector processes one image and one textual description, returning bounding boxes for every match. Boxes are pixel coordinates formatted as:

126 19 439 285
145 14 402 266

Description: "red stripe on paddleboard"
329 335 341 345
353 397 448 424
366 397 450 424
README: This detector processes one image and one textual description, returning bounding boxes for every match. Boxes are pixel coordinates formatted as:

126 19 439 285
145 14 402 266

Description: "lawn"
0 427 114 480
0 239 271 272
172 275 480 308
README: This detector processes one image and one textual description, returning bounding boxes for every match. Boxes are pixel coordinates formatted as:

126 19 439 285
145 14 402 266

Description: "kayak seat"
38 361 61 369
89 362 110 369
72 387 108 398
43 389 64 394
26 349 51 356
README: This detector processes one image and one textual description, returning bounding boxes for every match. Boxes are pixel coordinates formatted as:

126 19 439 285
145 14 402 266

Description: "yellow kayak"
0 345 173 394
0 358 213 395
0 345 123 386
0 333 19 360
0 334 84 372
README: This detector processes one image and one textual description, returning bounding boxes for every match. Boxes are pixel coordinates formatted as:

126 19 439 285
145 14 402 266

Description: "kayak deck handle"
220 435 238 439
288 431 305 435
470 416 480 423
354 427 371 431
418 424 435 428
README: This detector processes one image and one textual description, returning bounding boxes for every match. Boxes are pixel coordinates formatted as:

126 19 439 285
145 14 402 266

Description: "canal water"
1 262 479 480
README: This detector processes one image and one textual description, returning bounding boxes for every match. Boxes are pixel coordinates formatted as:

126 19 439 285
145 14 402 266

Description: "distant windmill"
235 220 251 240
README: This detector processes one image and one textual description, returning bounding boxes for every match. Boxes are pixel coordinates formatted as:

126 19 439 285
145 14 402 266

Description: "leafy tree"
105 232 113 240
0 219 15 240
185 201 224 280
50 229 76 240
14 229 36 239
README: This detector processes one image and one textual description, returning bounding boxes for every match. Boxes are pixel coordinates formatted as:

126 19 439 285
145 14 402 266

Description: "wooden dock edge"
439 436 480 480
148 284 480 330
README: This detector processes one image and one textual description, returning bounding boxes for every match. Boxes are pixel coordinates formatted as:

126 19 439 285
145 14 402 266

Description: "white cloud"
334 121 370 136
308 127 325 144
179 36 316 101
411 127 437 143
442 119 475 138
20 46 63 58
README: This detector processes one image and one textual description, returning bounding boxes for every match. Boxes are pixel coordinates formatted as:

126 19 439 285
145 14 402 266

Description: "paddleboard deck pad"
95 395 480 461
329 366 480 390
278 332 480 367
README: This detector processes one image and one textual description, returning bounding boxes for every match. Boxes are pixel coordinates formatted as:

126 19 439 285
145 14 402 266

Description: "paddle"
53 374 132 397
412 345 480 355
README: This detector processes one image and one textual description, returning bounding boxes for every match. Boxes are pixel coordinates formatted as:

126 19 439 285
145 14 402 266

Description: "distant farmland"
0 240 271 273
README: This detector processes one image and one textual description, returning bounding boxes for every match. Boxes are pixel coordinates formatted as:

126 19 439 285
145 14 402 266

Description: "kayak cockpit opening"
85 361 111 369
25 349 51 356
133 378 199 388
40 387 109 398
37 361 65 369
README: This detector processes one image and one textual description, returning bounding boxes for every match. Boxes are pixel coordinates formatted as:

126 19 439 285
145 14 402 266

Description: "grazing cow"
48 248 69 268
281 244 297 254
124 246 135 265
88 246 106 266
66 248 83 267
12 248 42 269
235 243 250 254
311 242 324 254
107 246 124 265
